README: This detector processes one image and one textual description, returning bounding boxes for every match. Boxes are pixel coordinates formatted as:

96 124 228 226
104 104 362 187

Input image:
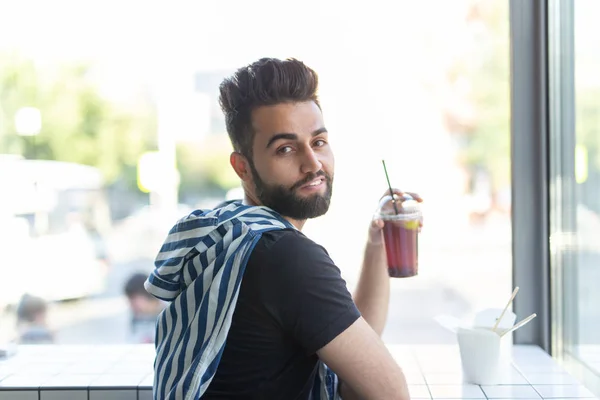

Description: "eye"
277 146 293 155
313 139 327 147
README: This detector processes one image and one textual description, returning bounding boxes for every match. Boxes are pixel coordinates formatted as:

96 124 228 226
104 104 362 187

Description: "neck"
286 218 306 231
243 194 306 231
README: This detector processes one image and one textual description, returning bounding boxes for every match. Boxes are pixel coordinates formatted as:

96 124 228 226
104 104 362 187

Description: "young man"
124 272 165 344
15 294 54 345
145 58 417 399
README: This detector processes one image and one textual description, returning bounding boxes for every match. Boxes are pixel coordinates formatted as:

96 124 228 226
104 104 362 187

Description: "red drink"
375 193 421 278
382 219 419 278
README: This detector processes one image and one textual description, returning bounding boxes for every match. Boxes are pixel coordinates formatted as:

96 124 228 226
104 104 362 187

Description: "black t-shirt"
203 229 360 400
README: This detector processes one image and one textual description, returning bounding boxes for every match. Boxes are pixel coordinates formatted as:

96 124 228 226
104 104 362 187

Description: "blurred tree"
575 71 600 214
176 134 240 204
441 0 511 194
577 88 600 168
0 53 157 188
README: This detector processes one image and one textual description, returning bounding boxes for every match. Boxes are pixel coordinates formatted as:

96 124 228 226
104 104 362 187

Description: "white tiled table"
0 344 597 399
392 345 598 400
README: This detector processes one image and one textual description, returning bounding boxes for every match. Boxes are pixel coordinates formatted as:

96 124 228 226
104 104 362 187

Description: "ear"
230 152 252 182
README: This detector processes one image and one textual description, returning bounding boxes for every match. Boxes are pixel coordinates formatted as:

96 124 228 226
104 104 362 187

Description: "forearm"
340 381 410 400
353 241 389 336
318 318 410 400
339 382 361 400
342 243 407 400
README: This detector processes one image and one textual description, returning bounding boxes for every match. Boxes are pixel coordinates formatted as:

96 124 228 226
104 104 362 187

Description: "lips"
290 172 329 191
300 178 325 189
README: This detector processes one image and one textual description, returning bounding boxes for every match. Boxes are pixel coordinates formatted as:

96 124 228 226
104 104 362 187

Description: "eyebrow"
265 127 328 149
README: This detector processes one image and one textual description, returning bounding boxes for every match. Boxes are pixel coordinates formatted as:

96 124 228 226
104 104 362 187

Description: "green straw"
382 160 399 215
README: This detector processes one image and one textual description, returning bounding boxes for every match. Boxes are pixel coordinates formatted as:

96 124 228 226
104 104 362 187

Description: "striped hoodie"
144 201 341 399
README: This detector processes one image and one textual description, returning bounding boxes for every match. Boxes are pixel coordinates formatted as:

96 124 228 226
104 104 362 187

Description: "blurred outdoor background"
0 0 597 352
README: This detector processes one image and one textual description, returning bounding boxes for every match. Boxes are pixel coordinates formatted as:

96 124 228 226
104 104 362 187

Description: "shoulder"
253 229 330 264
249 229 341 287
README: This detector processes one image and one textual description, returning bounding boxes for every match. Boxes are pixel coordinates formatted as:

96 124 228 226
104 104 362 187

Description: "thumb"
370 219 385 231
368 219 385 245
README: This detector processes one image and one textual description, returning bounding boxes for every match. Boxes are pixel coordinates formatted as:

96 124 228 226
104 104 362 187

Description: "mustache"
290 171 330 191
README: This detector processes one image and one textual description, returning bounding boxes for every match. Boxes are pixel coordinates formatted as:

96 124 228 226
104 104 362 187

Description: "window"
549 0 600 393
0 1 511 345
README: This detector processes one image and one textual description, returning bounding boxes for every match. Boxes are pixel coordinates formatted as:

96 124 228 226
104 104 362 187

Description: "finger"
368 219 385 245
404 192 423 202
380 188 403 200
381 189 423 202
371 219 384 230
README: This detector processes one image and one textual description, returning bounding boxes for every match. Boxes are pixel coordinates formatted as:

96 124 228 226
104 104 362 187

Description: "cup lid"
374 193 422 220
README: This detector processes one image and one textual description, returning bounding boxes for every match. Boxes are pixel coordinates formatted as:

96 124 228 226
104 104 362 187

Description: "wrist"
367 232 385 247
363 239 387 268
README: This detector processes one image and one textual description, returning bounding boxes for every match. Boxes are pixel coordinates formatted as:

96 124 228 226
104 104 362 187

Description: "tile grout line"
480 383 489 400
417 359 434 399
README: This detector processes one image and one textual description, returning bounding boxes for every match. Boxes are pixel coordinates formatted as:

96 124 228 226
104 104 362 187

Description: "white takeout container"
435 308 517 385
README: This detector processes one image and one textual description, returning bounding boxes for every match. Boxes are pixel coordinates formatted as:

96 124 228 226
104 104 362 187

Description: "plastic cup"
374 194 422 278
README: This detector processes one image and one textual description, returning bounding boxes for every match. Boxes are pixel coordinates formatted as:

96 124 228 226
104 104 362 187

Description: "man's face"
247 101 334 220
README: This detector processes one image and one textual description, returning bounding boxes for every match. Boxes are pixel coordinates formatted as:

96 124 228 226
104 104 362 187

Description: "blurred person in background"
145 58 417 400
16 294 54 344
123 272 165 344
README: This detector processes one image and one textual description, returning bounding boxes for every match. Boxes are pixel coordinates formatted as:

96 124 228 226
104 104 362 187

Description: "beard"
249 161 333 220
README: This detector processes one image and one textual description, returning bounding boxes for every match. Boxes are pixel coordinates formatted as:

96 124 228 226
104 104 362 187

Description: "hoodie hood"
144 200 294 302
144 201 297 399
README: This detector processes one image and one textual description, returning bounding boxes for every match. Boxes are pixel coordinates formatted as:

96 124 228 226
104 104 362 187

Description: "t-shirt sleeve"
260 231 361 355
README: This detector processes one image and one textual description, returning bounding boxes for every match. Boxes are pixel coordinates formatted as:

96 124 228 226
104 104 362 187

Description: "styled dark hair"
124 272 154 300
16 294 47 322
219 58 320 159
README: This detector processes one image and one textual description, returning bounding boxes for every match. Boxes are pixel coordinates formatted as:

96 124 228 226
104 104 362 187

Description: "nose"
300 147 322 175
